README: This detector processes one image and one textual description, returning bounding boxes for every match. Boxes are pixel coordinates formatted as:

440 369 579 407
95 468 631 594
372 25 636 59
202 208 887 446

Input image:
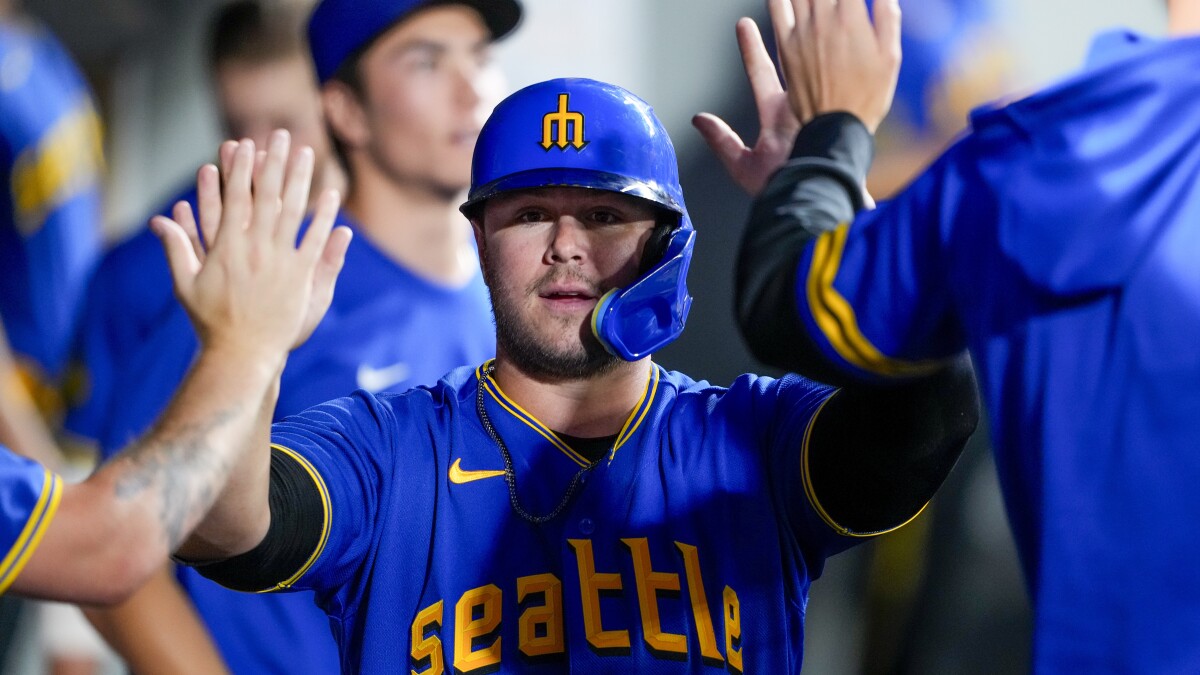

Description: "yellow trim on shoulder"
0 469 63 594
258 444 332 592
807 224 944 378
801 392 929 538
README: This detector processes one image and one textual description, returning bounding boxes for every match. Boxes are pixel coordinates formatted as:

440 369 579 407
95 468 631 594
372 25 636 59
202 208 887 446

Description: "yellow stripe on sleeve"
806 224 946 378
0 470 63 594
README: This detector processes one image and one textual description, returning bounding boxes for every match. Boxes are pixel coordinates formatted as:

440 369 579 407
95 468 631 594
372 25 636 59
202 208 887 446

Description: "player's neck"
490 356 653 439
1168 0 1200 35
342 172 476 287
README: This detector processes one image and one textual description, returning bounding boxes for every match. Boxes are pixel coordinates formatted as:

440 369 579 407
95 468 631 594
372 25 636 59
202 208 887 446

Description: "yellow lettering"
568 538 630 655
676 542 724 665
454 584 501 673
724 586 743 674
623 537 687 658
517 573 565 658
410 600 444 675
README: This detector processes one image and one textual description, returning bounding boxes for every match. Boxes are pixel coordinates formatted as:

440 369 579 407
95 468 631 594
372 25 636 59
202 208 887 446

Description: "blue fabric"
0 20 101 377
795 32 1200 673
0 447 60 595
267 363 860 673
75 206 494 673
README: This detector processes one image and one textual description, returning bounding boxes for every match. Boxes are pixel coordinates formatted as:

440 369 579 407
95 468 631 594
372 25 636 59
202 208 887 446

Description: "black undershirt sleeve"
736 111 874 385
807 355 979 532
734 113 979 531
187 447 326 593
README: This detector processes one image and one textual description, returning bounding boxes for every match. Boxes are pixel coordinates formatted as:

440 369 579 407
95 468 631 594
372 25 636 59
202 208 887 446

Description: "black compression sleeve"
736 112 874 383
807 355 980 533
188 447 325 592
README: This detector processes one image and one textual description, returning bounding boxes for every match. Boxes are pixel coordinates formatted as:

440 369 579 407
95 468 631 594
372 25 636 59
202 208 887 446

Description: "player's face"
354 5 504 198
475 187 659 380
214 54 332 174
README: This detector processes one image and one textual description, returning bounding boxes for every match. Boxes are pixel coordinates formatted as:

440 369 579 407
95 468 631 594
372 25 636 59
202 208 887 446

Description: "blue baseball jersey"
0 447 61 595
82 209 495 674
793 31 1200 673
0 19 102 377
264 362 901 673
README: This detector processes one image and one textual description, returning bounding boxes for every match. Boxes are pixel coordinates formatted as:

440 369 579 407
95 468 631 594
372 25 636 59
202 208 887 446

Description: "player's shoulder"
657 367 834 415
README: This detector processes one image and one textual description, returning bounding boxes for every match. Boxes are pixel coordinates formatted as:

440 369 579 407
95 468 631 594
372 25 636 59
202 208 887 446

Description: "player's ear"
321 81 369 151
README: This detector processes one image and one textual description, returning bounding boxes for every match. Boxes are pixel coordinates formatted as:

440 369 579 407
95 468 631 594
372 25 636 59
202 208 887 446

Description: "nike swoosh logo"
449 458 505 484
356 361 411 393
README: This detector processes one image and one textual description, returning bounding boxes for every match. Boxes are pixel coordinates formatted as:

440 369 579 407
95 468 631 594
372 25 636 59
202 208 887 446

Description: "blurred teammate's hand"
770 0 901 133
151 130 352 366
694 18 800 196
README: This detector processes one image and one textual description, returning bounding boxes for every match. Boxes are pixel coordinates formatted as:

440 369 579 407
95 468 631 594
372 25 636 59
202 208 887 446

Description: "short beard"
484 261 623 382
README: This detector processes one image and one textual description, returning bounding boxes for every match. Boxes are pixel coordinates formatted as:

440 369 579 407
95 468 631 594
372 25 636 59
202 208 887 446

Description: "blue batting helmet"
461 77 695 361
307 0 522 84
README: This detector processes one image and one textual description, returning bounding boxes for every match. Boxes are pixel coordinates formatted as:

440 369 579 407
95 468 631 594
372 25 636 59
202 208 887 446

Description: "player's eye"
587 209 622 225
514 208 549 224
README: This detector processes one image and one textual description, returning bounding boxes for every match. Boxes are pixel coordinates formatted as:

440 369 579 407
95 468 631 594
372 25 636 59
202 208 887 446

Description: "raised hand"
769 0 902 133
694 18 801 196
151 130 352 364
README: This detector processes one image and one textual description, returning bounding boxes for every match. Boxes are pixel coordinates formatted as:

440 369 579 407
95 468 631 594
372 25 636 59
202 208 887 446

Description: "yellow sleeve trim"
800 392 929 538
0 469 63 594
806 224 946 378
257 444 332 592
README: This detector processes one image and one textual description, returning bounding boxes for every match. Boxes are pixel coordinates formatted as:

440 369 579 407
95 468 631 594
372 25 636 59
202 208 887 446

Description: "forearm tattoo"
113 408 241 551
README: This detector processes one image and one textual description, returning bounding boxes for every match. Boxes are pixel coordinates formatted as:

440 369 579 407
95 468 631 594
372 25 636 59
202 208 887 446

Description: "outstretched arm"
8 131 351 604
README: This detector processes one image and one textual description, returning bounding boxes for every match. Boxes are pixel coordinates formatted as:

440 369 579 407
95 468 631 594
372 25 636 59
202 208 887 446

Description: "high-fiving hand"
151 130 352 366
696 0 901 198
769 0 901 134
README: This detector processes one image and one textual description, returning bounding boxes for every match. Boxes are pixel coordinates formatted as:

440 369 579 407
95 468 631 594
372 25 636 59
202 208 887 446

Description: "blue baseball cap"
307 0 522 83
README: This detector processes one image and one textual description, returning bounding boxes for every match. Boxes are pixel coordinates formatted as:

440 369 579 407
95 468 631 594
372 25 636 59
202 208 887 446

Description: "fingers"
150 215 201 298
251 130 290 242
692 113 748 167
736 19 786 110
172 199 206 263
873 0 902 60
196 164 223 251
277 146 315 246
298 188 342 263
315 226 353 296
214 140 255 252
218 140 237 179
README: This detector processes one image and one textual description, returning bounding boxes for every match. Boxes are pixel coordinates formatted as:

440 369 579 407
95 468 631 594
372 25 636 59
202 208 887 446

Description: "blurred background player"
0 1 106 672
75 0 522 672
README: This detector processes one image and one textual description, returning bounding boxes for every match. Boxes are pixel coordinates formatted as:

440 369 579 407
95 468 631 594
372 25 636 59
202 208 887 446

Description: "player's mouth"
538 285 599 312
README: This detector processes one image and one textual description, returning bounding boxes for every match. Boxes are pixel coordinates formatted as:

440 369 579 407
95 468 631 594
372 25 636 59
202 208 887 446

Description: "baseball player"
708 0 1200 671
0 7 102 388
1 132 349 606
77 1 522 672
164 77 978 672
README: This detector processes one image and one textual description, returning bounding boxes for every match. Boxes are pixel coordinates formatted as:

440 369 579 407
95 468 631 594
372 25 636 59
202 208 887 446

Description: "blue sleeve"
0 447 62 594
795 142 982 380
714 375 863 566
267 392 400 595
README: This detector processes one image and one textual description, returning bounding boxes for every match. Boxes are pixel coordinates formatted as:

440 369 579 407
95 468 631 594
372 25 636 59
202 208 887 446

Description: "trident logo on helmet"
541 93 587 151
